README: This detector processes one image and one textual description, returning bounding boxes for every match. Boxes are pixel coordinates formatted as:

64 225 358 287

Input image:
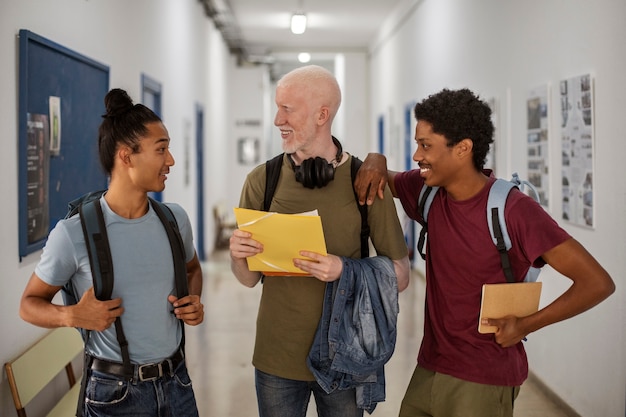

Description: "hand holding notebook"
478 282 542 333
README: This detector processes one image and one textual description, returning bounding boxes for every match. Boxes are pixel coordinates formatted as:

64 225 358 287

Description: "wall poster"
560 74 594 228
26 113 50 244
49 96 61 155
526 85 550 208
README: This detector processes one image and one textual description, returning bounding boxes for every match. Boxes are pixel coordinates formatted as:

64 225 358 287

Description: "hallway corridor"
184 251 579 417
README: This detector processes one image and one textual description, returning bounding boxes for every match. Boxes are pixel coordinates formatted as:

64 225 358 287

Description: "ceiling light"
298 52 311 63
291 13 307 34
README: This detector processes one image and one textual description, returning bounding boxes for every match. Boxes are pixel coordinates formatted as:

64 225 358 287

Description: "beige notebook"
478 282 542 334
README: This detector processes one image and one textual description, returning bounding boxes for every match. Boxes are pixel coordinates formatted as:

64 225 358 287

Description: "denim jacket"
307 256 399 414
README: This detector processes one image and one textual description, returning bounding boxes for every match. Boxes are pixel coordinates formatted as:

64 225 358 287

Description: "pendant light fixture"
290 0 307 34
291 12 307 34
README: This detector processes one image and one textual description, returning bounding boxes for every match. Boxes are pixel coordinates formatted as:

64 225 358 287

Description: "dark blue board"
18 29 109 259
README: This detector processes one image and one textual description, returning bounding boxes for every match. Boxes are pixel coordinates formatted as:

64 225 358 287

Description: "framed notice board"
18 30 109 259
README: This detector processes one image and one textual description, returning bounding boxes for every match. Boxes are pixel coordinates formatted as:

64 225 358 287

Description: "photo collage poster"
526 85 550 208
560 74 594 228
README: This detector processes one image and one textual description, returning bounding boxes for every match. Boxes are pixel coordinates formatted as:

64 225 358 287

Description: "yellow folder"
478 282 542 334
233 207 327 275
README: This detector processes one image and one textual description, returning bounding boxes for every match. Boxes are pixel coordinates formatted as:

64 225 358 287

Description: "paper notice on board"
49 96 61 155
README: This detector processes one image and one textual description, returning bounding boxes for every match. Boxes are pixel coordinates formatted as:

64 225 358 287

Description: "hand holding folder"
233 207 327 275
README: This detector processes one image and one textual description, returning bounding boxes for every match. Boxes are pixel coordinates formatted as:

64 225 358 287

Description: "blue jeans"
83 361 198 417
255 369 364 417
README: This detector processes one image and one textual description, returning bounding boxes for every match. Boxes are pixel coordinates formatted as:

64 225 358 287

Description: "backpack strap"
79 199 114 300
416 185 438 260
78 198 132 376
351 157 370 258
509 173 541 282
487 178 541 283
263 153 369 258
150 199 189 354
487 179 516 283
264 153 284 212
150 199 189 299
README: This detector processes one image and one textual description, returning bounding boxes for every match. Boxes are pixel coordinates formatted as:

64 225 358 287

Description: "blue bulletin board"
18 30 109 259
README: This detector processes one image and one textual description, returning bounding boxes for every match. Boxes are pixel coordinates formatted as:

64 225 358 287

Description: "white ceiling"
202 0 404 78
229 0 402 53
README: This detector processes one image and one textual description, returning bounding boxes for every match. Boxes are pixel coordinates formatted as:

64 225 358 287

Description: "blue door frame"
195 104 206 261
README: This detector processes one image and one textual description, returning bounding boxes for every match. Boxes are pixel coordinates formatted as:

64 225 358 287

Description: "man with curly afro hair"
354 88 614 417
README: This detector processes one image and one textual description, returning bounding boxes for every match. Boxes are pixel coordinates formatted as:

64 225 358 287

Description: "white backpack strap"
416 185 439 260
487 179 516 283
525 268 541 283
488 176 542 283
487 179 515 250
418 185 439 222
510 172 542 282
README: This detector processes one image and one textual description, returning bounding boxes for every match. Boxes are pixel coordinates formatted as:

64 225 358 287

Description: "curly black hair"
414 88 494 170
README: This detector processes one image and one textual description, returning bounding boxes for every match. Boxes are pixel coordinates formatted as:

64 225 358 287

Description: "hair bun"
103 88 134 118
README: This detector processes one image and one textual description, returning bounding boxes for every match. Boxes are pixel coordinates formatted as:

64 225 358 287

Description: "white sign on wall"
560 74 594 228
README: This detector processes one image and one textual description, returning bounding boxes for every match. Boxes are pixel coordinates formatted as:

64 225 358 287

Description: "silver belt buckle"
137 358 174 382
138 362 162 382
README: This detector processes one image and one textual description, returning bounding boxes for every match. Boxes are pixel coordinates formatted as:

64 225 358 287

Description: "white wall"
0 0 231 414
369 0 625 416
227 65 269 210
335 52 370 160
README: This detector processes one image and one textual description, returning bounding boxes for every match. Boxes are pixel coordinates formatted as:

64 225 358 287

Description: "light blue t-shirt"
35 196 196 364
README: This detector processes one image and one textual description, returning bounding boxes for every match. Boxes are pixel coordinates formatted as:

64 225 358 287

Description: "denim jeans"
255 369 363 417
83 361 199 417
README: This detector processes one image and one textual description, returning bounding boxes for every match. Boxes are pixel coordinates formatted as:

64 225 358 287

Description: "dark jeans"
255 368 363 417
84 361 198 417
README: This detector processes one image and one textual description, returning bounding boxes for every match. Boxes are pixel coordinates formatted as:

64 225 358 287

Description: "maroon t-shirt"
395 170 571 386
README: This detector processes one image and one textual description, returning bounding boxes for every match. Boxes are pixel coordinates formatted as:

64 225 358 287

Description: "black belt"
90 348 184 382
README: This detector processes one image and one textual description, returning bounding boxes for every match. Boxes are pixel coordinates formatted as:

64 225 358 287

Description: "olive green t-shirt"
239 153 408 381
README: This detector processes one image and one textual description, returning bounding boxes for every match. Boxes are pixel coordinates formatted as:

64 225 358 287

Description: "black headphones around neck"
288 137 343 189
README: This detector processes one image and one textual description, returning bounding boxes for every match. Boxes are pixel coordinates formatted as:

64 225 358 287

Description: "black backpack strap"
490 206 515 283
150 198 189 351
416 186 435 260
264 153 284 211
75 349 94 417
150 199 189 299
76 198 132 417
79 199 131 373
79 200 114 300
351 157 369 258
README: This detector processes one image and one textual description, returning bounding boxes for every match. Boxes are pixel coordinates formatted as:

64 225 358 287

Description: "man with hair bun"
20 88 204 417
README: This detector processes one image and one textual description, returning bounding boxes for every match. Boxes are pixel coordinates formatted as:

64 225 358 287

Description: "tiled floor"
185 251 577 417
